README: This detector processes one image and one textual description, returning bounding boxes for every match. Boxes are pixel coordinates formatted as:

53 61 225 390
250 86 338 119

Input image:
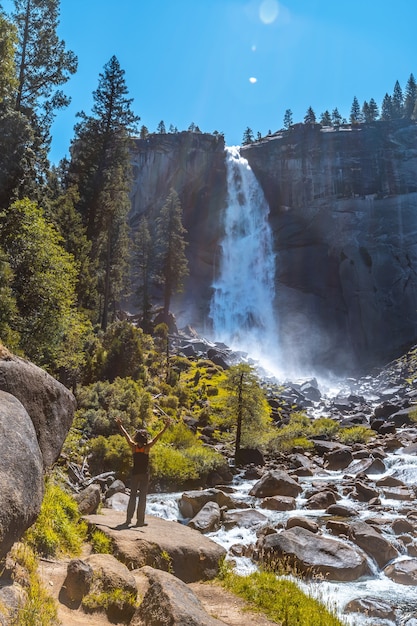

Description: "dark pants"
126 472 149 524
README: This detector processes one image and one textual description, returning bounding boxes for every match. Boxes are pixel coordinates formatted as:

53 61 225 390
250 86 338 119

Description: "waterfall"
209 146 278 365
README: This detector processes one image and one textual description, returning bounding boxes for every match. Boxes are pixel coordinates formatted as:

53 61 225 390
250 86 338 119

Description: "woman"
116 417 171 527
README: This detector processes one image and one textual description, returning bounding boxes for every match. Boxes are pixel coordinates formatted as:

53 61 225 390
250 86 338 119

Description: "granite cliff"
129 123 417 374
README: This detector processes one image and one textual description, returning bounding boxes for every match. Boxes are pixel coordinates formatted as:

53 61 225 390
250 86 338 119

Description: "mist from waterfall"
209 146 279 371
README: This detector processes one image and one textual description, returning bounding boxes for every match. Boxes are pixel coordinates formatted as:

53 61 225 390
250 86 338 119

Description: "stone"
178 488 239 518
286 517 319 533
326 503 358 517
384 558 417 585
132 566 227 625
84 553 137 621
258 526 370 581
0 351 76 468
344 596 396 620
249 470 302 498
305 489 337 509
84 510 226 583
260 495 296 511
222 509 268 530
0 391 44 560
62 559 93 605
188 501 221 533
324 448 353 470
348 521 399 568
74 484 102 515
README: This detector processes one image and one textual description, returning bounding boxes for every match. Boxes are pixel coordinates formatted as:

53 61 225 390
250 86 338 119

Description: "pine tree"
242 127 254 145
331 108 342 127
139 124 149 139
133 216 154 332
222 363 272 464
392 80 403 118
368 98 379 121
12 0 77 145
350 96 361 124
157 120 166 133
70 55 139 328
381 93 393 120
404 73 417 119
304 106 316 124
283 108 293 129
319 110 332 126
155 189 188 323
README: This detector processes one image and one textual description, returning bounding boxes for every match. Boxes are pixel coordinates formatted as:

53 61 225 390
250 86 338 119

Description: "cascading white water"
209 146 278 364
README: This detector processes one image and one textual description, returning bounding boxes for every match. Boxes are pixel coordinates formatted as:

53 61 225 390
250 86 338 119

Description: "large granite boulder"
132 566 227 626
85 510 226 583
249 470 302 498
258 526 370 581
0 391 44 559
0 350 76 468
348 521 399 568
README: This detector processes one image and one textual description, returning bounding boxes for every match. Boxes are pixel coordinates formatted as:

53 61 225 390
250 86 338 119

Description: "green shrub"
88 434 131 482
219 566 346 626
24 480 87 558
310 417 340 438
269 412 312 452
337 425 375 444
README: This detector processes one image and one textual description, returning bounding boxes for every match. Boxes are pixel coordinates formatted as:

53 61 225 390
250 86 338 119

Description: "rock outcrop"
0 347 76 559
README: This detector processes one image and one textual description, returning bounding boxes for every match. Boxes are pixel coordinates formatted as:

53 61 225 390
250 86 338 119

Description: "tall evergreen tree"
368 97 379 121
157 120 166 133
222 363 272 465
350 96 361 123
11 0 77 148
304 106 316 124
242 126 254 144
392 80 403 118
319 110 332 126
404 73 417 119
155 189 188 323
70 55 139 327
283 108 293 129
133 216 154 332
381 93 393 120
331 107 342 127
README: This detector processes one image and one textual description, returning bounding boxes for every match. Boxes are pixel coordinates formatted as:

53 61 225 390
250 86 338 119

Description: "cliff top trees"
70 55 139 329
242 126 254 145
304 106 316 124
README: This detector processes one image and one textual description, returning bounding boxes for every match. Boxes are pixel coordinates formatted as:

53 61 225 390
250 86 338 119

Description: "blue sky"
3 0 417 163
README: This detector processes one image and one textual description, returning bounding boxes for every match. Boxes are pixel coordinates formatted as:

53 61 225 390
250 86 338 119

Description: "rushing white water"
209 146 278 366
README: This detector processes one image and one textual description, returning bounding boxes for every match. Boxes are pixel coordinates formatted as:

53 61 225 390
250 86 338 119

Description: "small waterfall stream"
209 146 278 365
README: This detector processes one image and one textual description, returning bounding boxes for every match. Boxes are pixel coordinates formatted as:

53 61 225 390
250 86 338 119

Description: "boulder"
326 503 358 517
62 559 93 606
0 391 44 559
132 566 227 625
344 596 396 620
178 488 239 518
84 510 226 583
258 526 370 581
324 447 353 470
305 489 337 510
249 470 302 498
286 517 319 533
222 509 268 530
188 501 221 533
260 496 296 511
74 484 102 515
384 558 417 585
348 521 399 568
0 351 76 468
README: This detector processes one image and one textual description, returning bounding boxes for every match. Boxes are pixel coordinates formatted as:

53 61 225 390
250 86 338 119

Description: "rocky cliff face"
242 121 417 373
129 132 226 323
129 123 417 375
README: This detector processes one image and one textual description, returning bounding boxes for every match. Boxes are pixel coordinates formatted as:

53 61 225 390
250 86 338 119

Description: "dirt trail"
38 546 278 626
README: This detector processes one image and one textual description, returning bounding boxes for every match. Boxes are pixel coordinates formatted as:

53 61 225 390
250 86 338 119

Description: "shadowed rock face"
129 124 417 374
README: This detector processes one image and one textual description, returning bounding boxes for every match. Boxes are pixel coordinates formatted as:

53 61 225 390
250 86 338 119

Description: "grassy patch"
337 425 374 445
219 566 347 626
24 479 87 558
8 544 59 626
91 529 113 554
